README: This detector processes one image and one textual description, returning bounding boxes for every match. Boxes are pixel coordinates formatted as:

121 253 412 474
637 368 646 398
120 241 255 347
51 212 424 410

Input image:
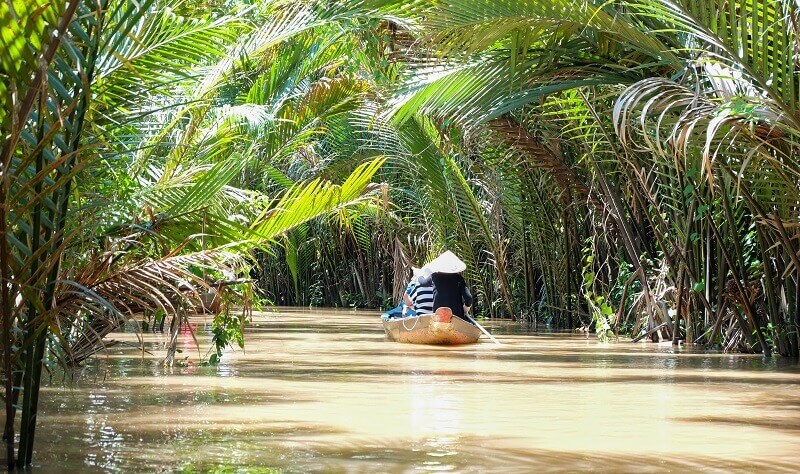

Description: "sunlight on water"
22 308 800 472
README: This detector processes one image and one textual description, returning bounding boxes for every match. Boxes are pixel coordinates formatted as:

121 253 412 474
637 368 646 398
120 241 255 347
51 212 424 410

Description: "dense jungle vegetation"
2 0 800 468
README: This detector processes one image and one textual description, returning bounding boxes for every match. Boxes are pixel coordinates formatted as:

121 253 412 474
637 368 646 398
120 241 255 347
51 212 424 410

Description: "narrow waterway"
26 308 800 472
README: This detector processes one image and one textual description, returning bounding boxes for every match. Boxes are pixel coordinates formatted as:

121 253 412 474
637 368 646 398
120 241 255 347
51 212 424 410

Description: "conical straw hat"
426 250 466 274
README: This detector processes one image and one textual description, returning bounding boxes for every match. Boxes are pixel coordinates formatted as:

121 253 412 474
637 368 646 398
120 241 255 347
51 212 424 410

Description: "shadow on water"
87 358 798 388
289 439 799 474
674 415 800 435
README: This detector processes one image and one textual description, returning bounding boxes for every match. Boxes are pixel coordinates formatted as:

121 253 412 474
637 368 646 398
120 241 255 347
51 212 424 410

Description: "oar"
463 310 501 345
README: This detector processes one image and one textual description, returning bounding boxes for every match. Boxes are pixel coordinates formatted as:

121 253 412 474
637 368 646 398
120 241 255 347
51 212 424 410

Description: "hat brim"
426 251 466 274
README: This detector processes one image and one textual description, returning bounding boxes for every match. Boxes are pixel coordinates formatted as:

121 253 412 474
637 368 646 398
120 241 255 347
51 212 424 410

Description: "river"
27 308 800 472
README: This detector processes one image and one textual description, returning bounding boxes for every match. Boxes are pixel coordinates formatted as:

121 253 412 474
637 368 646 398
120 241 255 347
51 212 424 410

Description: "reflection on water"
17 308 800 472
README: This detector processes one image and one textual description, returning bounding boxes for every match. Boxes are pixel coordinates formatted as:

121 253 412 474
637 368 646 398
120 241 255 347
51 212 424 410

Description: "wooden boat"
381 307 481 345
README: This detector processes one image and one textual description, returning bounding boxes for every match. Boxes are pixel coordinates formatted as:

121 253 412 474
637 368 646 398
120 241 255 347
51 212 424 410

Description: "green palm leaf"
249 157 386 241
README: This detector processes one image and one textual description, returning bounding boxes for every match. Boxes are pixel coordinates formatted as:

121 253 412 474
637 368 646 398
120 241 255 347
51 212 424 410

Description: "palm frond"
249 157 386 241
59 247 247 364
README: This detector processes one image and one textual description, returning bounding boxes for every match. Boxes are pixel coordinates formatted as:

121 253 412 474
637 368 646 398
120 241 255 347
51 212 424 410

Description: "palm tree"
339 0 800 351
0 0 389 467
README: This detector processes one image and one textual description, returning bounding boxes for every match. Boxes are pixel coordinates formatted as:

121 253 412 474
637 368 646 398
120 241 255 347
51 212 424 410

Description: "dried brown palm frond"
488 115 599 208
57 247 247 365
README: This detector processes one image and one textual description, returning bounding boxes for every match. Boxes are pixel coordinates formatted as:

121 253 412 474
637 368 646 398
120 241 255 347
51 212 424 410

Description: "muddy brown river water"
20 308 800 472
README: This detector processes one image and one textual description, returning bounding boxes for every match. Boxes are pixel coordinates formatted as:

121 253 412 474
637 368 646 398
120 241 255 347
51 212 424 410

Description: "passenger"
403 266 433 316
419 251 473 321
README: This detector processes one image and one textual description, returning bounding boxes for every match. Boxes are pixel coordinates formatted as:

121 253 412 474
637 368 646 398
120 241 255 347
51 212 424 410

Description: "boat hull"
382 308 481 345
